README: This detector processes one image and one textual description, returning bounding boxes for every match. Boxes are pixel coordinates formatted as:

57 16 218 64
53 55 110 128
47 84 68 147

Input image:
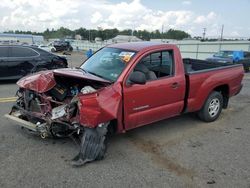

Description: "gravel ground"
0 52 250 188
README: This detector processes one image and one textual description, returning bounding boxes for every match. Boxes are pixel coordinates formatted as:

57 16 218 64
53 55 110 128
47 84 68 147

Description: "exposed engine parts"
80 86 96 94
10 85 87 139
6 72 112 166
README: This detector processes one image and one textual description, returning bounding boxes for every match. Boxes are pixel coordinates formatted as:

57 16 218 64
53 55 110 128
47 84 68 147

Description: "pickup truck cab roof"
107 42 177 52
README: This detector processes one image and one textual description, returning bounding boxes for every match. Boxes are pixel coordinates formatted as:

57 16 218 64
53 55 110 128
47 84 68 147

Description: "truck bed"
183 58 234 73
183 58 244 113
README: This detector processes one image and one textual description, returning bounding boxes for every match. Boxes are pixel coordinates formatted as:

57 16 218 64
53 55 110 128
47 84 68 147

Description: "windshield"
214 51 233 58
81 47 136 82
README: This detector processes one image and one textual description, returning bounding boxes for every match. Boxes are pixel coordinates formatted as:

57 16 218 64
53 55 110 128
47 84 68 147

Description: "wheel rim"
208 98 220 117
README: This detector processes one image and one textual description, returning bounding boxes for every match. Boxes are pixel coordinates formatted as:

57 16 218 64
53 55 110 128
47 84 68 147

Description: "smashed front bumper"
5 109 109 166
5 113 37 132
5 111 50 138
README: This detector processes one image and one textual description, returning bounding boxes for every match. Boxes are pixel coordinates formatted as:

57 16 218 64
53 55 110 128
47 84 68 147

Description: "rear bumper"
235 84 243 96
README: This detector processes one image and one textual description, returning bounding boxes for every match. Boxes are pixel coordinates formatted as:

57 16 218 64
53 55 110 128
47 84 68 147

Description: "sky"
0 0 250 38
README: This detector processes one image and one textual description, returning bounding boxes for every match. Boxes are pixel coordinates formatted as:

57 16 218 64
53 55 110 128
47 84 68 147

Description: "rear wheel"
197 91 223 122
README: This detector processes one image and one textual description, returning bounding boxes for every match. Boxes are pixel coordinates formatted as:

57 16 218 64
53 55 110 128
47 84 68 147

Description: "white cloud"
182 1 191 5
0 0 243 37
230 31 240 37
194 12 217 24
194 15 206 24
91 12 103 24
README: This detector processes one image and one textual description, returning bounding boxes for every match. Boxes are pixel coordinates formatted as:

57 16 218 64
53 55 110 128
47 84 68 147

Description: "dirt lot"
0 52 250 188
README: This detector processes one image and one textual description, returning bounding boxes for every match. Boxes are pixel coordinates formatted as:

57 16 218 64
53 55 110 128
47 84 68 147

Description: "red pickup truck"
6 42 244 166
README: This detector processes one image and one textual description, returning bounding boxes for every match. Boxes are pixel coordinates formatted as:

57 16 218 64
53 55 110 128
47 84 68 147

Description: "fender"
78 82 123 131
187 74 229 112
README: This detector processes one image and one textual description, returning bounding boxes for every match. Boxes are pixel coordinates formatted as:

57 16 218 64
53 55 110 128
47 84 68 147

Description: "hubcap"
208 98 220 117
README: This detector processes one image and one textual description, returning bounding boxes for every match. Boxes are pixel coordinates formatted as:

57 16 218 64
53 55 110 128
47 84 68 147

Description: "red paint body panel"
186 66 244 112
108 42 172 52
17 68 110 93
121 45 186 130
78 83 123 129
53 68 110 83
17 71 56 93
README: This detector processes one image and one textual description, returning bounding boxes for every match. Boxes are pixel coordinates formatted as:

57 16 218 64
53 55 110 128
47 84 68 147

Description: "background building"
111 35 142 43
0 33 44 44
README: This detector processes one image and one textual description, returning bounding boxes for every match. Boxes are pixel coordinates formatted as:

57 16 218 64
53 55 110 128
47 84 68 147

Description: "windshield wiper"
80 67 88 74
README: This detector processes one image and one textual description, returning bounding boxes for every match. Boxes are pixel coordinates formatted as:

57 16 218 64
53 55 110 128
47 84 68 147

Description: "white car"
38 43 56 52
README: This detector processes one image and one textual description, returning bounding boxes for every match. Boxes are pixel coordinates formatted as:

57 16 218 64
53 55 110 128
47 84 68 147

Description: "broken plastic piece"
71 123 108 166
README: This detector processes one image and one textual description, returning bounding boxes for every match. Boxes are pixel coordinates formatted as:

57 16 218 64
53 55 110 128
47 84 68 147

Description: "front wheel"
51 47 56 52
68 46 73 52
197 91 223 122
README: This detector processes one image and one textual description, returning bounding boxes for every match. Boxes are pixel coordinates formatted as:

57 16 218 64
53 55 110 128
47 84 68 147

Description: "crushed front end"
5 69 122 166
8 87 80 139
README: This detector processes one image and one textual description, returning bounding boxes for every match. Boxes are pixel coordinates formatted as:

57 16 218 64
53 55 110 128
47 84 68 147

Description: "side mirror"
129 71 146 85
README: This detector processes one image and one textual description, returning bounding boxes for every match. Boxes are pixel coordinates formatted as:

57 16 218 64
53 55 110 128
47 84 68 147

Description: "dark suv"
0 45 68 80
53 41 73 52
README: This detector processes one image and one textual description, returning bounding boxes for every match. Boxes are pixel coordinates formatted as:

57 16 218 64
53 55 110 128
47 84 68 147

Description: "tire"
68 46 73 52
51 48 56 53
197 91 223 122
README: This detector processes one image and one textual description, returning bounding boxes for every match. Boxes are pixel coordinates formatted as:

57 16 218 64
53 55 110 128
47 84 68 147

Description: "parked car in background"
0 45 68 80
52 41 73 52
38 44 56 52
206 50 250 72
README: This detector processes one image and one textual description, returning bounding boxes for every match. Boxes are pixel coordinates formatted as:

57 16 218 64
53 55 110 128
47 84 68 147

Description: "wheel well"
213 85 229 108
107 119 118 135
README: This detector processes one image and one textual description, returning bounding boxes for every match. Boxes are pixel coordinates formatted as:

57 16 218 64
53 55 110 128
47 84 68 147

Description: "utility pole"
161 24 164 42
220 24 224 41
202 28 206 40
89 29 91 42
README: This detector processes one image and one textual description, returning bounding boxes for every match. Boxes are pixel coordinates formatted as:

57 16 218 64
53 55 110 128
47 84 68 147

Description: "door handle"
171 82 179 89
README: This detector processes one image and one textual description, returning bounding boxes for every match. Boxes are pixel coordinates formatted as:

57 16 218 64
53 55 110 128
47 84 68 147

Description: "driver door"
123 50 185 130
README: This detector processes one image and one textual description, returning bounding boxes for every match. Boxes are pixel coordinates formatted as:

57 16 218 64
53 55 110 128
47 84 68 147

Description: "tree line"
4 27 191 41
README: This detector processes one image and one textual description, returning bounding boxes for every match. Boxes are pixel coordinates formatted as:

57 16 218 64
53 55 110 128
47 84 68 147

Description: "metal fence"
71 40 250 60
177 41 250 59
71 40 109 51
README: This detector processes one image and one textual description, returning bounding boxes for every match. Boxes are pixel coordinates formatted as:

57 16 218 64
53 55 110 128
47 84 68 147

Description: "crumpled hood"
17 68 110 93
17 70 56 93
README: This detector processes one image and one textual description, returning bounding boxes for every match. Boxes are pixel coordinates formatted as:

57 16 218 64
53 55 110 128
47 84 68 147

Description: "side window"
10 47 39 58
162 51 173 75
0 47 9 58
134 50 174 81
150 52 161 66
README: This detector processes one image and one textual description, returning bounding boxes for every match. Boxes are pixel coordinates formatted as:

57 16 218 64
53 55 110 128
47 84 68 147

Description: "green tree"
3 27 191 41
